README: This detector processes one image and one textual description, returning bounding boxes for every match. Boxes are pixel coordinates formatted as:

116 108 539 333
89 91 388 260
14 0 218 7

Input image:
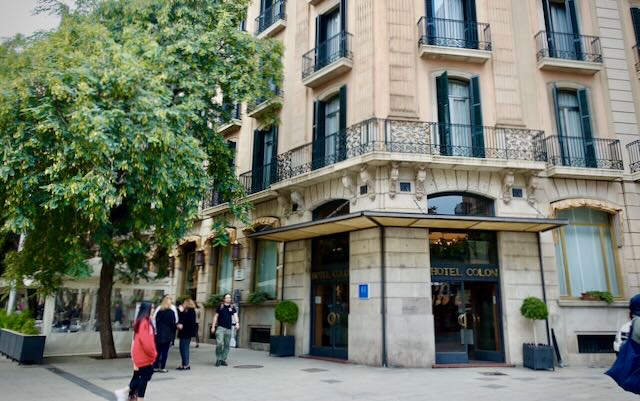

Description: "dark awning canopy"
247 211 567 242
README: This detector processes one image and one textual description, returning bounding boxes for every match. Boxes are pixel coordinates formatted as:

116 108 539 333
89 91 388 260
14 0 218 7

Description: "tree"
0 0 282 358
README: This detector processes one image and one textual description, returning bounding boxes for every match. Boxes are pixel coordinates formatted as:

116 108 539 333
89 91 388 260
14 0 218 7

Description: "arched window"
427 192 494 217
312 199 350 221
555 207 620 297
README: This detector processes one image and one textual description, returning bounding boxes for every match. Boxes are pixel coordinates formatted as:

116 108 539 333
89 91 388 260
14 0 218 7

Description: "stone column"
42 295 56 336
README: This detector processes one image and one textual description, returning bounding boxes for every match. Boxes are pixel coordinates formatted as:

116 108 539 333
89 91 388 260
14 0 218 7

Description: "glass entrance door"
432 281 503 364
311 281 349 359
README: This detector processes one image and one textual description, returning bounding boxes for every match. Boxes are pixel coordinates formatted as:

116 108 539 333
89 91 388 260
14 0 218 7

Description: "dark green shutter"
566 0 582 59
551 85 568 166
228 140 237 169
463 0 478 49
251 130 263 193
577 88 596 168
469 76 484 158
631 8 640 45
340 0 347 32
542 0 555 57
425 0 435 45
338 85 348 162
312 100 326 169
270 126 279 184
436 72 451 156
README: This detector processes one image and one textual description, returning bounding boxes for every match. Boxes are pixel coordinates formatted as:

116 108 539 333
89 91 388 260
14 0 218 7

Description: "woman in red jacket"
115 302 157 401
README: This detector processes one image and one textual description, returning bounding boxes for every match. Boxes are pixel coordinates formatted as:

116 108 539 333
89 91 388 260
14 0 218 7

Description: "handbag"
606 318 640 394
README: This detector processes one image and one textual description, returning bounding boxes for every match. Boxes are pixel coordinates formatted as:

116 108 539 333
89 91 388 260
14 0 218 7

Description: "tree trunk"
98 257 117 359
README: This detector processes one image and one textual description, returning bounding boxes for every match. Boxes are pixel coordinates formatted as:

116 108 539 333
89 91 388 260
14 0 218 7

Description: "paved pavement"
0 344 635 401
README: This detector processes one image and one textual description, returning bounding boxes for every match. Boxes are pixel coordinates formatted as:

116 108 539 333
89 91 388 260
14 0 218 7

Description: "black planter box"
0 328 46 364
522 343 554 370
269 335 295 357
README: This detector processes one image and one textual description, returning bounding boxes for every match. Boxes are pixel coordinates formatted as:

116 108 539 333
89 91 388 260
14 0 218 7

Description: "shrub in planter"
581 291 614 304
270 300 299 357
247 290 271 305
0 311 45 364
520 297 553 370
205 293 225 308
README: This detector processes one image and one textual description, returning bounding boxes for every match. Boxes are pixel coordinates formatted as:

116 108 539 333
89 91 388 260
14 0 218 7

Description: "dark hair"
133 302 152 333
220 293 232 308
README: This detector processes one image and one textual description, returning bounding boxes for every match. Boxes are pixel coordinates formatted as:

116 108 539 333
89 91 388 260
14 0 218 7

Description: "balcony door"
436 72 484 158
542 0 581 59
553 87 595 168
312 86 347 170
426 0 478 48
315 0 346 70
251 127 278 193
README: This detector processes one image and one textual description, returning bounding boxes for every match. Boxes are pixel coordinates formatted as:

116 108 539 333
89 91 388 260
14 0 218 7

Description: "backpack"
606 317 640 394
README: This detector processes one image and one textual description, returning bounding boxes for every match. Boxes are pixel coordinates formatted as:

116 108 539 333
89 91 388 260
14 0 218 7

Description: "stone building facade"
169 0 640 367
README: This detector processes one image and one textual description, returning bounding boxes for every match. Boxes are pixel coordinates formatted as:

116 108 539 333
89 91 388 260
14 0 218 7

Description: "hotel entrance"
430 230 504 364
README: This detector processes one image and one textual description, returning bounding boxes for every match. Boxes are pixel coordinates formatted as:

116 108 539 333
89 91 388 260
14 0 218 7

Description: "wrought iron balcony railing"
543 135 622 170
255 0 286 36
535 30 602 63
634 45 640 73
302 31 353 79
240 163 278 195
248 86 282 113
417 17 491 51
628 140 640 173
202 188 226 209
216 103 241 125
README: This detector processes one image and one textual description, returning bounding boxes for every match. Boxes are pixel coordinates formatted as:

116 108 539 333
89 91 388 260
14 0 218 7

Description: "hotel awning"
247 211 568 242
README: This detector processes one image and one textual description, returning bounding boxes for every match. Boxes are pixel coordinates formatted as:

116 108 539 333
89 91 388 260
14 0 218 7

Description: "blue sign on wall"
358 284 369 299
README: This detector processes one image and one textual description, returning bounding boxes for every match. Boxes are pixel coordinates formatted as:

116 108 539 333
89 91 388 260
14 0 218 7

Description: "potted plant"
520 296 553 370
580 291 614 304
247 290 271 305
270 300 298 357
0 311 46 364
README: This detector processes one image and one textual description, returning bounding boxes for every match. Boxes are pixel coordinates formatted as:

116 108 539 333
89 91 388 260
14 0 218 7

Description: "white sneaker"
114 387 128 401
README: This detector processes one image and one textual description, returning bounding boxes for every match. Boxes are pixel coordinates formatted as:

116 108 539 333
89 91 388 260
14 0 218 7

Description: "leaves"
0 0 282 291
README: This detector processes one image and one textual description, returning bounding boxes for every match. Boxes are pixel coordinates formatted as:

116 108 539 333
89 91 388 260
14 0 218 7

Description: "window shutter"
425 0 435 45
436 72 451 156
469 76 484 158
340 0 347 32
551 85 568 165
312 100 326 169
228 141 237 169
463 0 478 49
270 126 279 184
252 130 263 193
632 8 640 45
566 0 582 59
338 85 348 162
577 88 596 167
541 0 555 57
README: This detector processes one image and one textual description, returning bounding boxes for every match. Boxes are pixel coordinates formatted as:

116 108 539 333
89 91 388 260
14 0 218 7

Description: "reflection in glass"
427 193 494 216
429 231 497 266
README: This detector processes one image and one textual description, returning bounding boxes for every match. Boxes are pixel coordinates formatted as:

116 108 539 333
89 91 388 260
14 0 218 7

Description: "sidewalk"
1 344 635 401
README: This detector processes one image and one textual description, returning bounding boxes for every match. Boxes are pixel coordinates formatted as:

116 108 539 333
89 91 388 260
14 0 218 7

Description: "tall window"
217 246 233 294
555 207 620 297
435 72 483 157
255 240 277 298
251 126 278 193
312 86 347 169
425 0 478 49
542 0 581 60
552 87 595 168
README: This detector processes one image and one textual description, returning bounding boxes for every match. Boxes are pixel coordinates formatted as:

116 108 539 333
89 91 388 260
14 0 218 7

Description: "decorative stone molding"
389 162 399 199
501 171 515 203
290 189 306 213
526 175 540 205
177 235 203 251
277 193 291 217
415 165 427 201
359 164 376 201
341 173 357 204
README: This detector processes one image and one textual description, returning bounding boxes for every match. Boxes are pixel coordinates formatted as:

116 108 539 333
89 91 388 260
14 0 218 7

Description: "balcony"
633 45 640 76
216 104 242 135
302 32 353 88
627 140 640 181
239 163 278 195
255 0 286 39
201 188 226 210
417 17 491 63
535 31 602 75
247 88 283 119
543 135 623 180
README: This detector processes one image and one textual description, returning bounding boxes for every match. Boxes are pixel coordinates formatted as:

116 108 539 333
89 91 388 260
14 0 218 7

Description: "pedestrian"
194 302 201 348
606 294 640 394
152 296 176 373
211 293 239 367
115 302 157 401
177 298 197 370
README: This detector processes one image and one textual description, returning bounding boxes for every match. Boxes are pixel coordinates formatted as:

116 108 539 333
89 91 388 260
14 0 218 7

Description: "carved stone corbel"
389 162 399 199
527 175 540 205
290 189 306 213
277 193 291 217
415 165 427 201
502 171 515 203
359 164 376 201
341 173 357 204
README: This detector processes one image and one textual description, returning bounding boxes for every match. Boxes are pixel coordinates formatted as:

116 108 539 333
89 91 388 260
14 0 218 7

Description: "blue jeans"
179 338 191 366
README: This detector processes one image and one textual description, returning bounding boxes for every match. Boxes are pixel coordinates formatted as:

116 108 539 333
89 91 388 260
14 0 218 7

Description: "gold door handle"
457 313 467 328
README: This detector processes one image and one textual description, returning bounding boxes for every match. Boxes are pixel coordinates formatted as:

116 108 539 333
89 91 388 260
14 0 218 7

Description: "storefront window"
427 192 494 216
555 207 620 297
53 288 94 333
217 246 233 294
255 240 277 298
429 231 497 266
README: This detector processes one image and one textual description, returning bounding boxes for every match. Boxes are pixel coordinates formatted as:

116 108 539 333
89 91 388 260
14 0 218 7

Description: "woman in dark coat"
177 298 197 370
153 296 177 373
